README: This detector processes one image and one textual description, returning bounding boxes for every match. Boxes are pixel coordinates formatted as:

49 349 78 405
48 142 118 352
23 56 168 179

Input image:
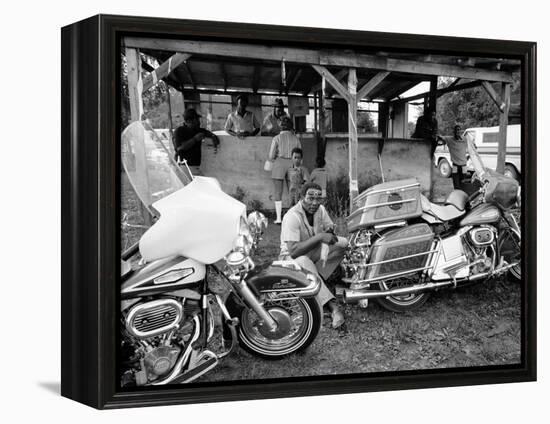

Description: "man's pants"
452 164 466 190
292 237 348 307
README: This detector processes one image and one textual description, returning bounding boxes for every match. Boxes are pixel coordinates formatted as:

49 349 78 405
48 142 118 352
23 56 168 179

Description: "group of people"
266 110 327 224
172 99 471 332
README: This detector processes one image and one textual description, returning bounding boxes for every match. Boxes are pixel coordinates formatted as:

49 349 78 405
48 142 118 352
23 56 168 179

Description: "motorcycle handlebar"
121 241 140 261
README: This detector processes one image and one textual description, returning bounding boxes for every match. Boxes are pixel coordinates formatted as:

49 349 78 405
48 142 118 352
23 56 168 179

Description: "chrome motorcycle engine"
469 226 495 246
122 296 200 386
125 299 183 339
142 345 181 381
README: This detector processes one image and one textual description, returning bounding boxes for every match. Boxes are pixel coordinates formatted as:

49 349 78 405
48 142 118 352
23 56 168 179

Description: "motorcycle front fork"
210 265 279 336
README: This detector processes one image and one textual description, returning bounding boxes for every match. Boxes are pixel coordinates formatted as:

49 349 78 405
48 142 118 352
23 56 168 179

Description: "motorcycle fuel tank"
121 256 206 300
459 203 501 227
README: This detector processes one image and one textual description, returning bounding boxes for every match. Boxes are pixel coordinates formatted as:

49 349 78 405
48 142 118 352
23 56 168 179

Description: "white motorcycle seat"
421 195 465 222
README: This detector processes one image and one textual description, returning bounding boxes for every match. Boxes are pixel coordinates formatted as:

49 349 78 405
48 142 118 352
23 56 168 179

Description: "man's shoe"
331 309 345 329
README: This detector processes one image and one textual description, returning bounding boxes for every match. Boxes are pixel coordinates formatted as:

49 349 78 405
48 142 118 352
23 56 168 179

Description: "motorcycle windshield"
121 121 246 264
139 177 246 264
121 121 192 210
465 132 486 178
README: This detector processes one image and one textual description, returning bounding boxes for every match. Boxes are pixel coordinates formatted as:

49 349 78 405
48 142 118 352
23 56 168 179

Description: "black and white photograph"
119 33 524 387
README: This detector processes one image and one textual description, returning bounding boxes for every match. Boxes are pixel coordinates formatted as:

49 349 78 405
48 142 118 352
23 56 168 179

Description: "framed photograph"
61 14 536 409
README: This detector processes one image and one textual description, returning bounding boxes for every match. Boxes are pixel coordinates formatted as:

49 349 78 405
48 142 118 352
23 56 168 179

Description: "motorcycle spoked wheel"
498 228 521 282
376 276 430 313
226 296 321 360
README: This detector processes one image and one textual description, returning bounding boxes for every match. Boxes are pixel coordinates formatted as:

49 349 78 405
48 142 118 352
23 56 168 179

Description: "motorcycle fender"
245 262 321 298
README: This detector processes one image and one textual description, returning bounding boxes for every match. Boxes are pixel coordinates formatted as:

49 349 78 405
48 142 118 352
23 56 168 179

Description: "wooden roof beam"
124 37 513 83
140 59 181 91
141 52 191 92
309 69 347 93
395 80 483 103
357 71 390 100
481 81 506 113
311 65 351 102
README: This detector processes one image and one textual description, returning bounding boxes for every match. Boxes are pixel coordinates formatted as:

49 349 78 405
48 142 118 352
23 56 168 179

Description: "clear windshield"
121 121 193 211
465 132 486 179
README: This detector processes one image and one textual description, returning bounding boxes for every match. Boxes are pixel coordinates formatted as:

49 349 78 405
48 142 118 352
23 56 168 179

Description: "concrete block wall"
200 133 432 211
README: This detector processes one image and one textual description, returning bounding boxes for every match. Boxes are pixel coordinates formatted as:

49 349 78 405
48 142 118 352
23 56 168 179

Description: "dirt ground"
121 170 521 384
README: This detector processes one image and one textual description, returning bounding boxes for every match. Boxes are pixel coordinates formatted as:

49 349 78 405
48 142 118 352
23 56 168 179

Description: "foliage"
436 74 520 136
325 174 350 219
121 54 175 129
357 112 376 133
231 186 264 213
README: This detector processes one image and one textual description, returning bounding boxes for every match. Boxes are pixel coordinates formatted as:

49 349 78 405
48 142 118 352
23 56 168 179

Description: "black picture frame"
61 14 536 409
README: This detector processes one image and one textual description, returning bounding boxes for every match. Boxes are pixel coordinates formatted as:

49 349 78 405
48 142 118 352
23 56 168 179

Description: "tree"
357 111 376 133
436 73 520 135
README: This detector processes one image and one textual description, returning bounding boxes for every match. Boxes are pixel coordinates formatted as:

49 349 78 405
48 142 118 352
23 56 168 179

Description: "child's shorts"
271 157 292 180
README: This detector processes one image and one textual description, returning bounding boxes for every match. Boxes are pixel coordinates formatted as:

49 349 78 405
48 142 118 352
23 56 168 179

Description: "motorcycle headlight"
239 216 254 247
247 211 268 235
233 233 252 257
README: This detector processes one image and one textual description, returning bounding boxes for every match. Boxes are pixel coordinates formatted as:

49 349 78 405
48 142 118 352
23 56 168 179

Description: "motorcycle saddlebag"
366 223 434 280
347 178 423 232
483 169 519 210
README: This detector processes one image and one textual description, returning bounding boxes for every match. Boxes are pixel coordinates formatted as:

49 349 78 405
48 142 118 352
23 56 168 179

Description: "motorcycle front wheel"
226 296 321 359
498 228 521 282
376 276 430 313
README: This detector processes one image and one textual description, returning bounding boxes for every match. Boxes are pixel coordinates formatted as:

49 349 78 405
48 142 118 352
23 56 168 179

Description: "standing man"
279 182 347 329
261 98 289 135
440 124 468 190
173 108 219 176
224 94 260 138
268 116 301 223
413 107 439 157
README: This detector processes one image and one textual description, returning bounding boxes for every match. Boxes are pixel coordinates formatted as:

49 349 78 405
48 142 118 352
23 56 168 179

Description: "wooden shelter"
123 37 520 209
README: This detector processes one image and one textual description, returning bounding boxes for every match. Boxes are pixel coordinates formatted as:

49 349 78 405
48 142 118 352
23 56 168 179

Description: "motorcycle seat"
421 195 465 222
445 189 468 211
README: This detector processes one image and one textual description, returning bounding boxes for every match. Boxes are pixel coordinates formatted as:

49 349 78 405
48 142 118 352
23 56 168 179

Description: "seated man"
279 182 347 328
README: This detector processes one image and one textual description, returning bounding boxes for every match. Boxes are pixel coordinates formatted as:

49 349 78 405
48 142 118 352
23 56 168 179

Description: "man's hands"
318 232 338 245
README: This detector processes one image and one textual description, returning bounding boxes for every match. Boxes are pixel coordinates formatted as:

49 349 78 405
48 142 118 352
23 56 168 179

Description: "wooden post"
313 93 319 133
348 68 358 210
429 76 438 111
125 47 151 226
318 79 328 160
206 94 213 131
166 84 174 140
125 47 144 122
497 82 511 174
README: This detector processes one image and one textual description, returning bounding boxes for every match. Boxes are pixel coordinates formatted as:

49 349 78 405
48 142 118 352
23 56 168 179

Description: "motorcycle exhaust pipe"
344 281 454 303
344 270 500 303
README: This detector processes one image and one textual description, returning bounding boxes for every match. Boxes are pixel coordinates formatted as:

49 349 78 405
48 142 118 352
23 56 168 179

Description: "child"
286 147 310 206
309 157 328 198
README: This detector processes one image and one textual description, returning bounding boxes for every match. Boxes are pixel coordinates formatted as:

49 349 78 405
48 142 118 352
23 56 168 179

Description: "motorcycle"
341 136 521 312
120 121 322 386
